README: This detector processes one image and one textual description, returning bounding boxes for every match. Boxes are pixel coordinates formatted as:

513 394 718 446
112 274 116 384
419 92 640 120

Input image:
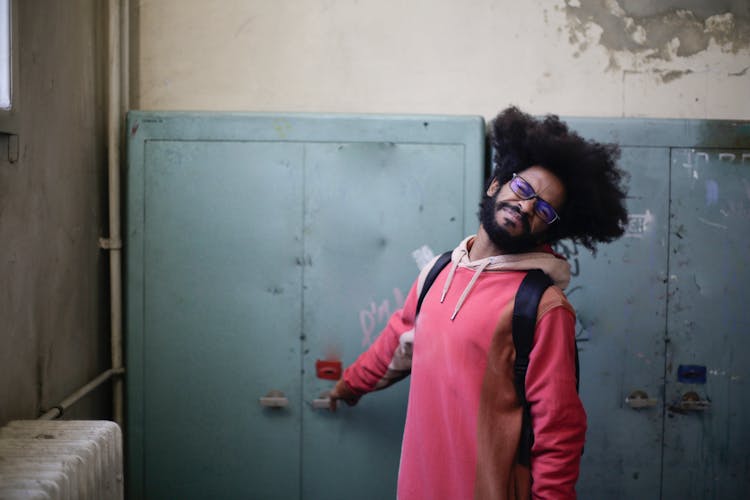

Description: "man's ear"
486 177 500 197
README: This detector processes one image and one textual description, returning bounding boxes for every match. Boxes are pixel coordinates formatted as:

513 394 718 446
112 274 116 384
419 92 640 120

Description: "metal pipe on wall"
121 0 129 116
107 0 125 427
38 368 126 420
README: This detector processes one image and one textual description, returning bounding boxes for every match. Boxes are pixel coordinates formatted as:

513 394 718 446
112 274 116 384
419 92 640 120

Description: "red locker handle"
315 360 342 380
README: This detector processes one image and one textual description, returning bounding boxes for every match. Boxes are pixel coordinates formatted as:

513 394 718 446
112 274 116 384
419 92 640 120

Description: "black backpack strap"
416 251 452 315
512 269 552 467
576 344 581 392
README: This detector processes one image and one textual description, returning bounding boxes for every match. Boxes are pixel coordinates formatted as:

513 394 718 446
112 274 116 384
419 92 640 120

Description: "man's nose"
517 198 536 216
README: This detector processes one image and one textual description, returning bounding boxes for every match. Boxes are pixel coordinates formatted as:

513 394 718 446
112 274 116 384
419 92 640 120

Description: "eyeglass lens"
509 175 559 224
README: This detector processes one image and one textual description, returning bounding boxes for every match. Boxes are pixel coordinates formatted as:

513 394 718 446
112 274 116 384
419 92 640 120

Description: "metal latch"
625 390 658 409
259 390 289 409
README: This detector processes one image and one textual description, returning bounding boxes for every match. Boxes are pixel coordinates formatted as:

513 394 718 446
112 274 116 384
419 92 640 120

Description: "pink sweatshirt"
343 237 586 499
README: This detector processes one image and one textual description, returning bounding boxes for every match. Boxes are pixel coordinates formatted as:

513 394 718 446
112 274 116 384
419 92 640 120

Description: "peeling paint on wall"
565 0 750 75
661 69 693 82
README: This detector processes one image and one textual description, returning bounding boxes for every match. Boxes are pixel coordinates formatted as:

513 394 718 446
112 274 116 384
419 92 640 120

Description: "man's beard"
478 193 541 254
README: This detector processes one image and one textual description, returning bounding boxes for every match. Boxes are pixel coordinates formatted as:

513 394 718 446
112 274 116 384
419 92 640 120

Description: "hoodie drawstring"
440 259 460 304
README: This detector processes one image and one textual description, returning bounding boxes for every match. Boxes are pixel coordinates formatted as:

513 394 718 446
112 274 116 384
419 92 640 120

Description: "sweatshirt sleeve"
525 305 587 500
342 278 420 396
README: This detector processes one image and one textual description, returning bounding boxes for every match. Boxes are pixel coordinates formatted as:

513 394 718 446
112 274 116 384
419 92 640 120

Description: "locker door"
300 141 470 499
662 149 750 498
564 147 670 498
131 140 304 499
127 112 484 499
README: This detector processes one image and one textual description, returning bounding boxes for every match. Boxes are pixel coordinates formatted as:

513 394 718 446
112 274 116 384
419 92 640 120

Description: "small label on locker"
316 359 342 380
677 365 707 384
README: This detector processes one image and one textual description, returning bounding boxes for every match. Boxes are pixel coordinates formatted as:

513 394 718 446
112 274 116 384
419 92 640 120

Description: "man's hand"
328 378 361 411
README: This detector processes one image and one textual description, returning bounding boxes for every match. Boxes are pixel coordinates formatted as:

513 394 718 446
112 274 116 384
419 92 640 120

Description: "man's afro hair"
487 106 629 252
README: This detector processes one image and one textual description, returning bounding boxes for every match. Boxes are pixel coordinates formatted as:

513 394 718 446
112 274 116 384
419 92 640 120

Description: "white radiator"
0 420 123 500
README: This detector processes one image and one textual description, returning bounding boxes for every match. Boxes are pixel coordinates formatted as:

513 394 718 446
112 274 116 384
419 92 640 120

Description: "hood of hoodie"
451 236 571 287
436 236 571 320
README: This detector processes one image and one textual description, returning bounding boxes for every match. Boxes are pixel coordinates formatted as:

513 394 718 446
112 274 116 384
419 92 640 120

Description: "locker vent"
0 420 123 499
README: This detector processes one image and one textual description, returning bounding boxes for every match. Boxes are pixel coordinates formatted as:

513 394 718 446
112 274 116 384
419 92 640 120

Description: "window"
0 0 9 109
0 0 18 136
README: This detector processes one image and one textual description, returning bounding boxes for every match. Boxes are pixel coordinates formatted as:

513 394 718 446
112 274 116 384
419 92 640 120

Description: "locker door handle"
670 391 711 412
259 390 289 408
311 397 331 410
625 390 658 409
311 390 334 410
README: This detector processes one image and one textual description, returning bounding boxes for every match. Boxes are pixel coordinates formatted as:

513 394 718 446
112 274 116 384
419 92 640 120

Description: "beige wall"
135 0 750 120
0 0 110 425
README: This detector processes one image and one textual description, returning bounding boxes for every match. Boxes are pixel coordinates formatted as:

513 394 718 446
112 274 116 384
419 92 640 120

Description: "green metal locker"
127 112 750 499
561 118 750 499
125 112 484 499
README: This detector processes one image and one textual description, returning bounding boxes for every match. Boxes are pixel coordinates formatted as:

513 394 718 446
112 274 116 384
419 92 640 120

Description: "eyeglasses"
508 173 561 224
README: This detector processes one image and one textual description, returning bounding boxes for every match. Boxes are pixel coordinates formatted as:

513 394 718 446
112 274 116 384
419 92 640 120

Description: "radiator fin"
0 420 123 500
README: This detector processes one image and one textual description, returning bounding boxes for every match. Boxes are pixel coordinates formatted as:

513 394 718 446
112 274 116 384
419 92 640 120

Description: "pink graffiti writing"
359 288 406 347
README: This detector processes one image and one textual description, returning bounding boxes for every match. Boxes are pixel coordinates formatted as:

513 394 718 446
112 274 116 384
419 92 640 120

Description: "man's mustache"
496 202 531 233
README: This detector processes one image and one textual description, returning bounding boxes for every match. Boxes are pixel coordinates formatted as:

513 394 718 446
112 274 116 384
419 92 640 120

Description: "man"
329 107 629 499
